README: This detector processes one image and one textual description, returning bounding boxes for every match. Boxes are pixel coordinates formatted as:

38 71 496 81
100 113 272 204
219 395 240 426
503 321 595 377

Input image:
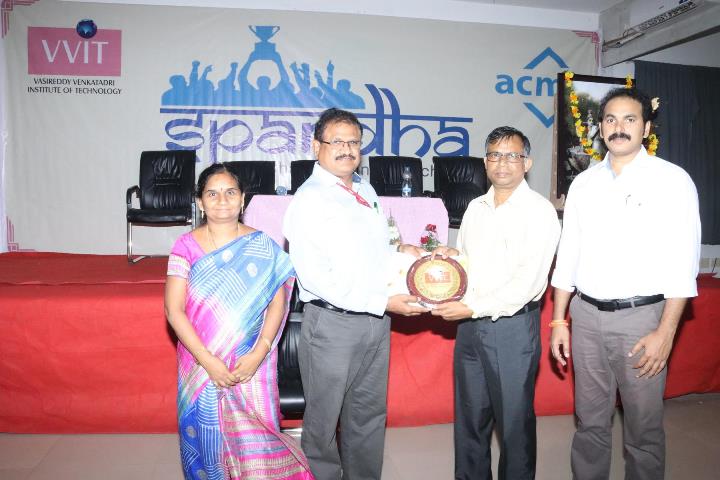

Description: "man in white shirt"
432 126 560 480
550 87 701 480
283 108 426 480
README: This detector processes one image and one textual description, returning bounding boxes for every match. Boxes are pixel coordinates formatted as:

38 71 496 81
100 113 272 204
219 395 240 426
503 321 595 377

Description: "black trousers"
453 307 540 480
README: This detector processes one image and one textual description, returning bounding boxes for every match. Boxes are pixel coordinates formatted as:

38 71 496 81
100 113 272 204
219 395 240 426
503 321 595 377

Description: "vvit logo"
27 20 121 76
494 47 567 127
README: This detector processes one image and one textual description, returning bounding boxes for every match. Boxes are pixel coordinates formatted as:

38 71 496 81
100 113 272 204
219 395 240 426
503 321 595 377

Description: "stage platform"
1 252 719 433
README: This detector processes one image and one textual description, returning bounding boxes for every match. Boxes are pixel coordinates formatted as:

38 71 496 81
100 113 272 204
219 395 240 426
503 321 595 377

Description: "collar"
479 179 531 208
312 163 364 189
600 146 651 177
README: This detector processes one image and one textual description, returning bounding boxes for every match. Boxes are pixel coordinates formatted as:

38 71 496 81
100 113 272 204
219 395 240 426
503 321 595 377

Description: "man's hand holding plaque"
422 247 474 320
386 244 430 316
404 246 468 309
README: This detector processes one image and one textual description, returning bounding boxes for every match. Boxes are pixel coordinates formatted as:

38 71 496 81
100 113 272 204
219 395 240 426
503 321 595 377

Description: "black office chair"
289 160 316 194
126 150 196 263
368 156 426 197
223 161 276 206
277 283 306 420
432 156 487 228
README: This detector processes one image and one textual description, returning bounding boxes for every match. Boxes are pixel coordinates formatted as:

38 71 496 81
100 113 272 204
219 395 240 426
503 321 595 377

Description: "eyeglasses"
485 151 527 164
319 139 362 149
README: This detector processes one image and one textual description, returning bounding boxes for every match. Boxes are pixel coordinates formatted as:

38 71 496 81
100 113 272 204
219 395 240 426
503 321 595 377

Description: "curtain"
635 60 720 244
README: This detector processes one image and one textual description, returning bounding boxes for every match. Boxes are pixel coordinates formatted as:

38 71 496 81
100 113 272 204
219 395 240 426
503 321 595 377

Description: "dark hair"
484 126 531 156
313 108 363 141
195 162 244 198
599 87 653 124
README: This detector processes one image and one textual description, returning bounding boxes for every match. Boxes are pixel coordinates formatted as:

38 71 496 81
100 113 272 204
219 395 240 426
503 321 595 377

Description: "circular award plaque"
406 256 468 304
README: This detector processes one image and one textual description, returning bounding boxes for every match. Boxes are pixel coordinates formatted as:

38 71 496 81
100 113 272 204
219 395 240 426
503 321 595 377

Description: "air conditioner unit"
603 0 705 50
628 0 704 32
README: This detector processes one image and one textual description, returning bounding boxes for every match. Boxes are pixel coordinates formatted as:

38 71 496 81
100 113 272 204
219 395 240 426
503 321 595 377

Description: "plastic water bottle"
401 166 413 197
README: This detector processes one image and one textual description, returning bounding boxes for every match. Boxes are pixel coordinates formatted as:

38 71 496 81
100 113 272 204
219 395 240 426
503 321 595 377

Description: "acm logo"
494 47 567 128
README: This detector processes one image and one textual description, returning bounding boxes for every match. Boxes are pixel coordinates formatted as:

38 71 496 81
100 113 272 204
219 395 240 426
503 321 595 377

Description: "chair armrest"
126 186 140 209
287 311 304 323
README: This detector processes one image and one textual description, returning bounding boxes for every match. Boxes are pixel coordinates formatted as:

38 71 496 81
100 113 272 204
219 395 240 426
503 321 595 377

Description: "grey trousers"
298 303 390 480
570 295 667 480
453 307 541 480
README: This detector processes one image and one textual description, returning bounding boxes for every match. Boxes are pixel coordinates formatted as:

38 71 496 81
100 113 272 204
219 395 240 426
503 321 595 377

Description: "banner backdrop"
3 0 597 254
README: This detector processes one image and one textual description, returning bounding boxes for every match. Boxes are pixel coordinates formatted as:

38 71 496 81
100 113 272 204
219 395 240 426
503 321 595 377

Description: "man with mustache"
550 87 701 480
283 108 427 480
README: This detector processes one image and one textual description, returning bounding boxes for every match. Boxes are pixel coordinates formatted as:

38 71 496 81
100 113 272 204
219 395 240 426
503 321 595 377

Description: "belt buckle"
598 300 618 312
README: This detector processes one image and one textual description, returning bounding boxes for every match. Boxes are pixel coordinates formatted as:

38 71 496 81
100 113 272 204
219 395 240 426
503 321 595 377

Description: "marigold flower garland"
564 71 659 157
564 71 601 161
646 97 660 156
625 74 633 89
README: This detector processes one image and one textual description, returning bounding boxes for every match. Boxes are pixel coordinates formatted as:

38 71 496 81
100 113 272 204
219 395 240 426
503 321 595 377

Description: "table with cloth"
243 195 450 249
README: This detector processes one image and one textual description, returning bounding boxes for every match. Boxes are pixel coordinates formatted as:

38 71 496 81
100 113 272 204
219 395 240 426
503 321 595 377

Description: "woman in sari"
165 163 313 480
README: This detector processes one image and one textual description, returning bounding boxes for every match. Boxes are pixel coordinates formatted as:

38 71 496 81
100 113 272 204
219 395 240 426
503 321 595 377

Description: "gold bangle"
549 319 569 328
260 337 272 352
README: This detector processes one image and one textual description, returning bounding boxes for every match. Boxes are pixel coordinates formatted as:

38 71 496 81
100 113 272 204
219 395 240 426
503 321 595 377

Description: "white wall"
63 0 600 31
0 39 6 252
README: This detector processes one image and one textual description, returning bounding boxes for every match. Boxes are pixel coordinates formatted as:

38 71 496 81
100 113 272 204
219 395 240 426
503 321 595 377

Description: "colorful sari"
167 230 313 480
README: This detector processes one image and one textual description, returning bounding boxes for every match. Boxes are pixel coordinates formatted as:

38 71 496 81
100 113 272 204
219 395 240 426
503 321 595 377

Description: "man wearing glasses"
431 126 560 479
283 108 426 480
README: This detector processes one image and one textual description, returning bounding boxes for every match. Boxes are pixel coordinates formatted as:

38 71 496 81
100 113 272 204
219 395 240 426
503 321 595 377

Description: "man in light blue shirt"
283 108 426 480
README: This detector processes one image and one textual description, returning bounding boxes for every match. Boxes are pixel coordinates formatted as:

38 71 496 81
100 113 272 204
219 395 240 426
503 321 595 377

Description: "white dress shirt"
283 164 391 316
457 180 561 320
551 146 701 299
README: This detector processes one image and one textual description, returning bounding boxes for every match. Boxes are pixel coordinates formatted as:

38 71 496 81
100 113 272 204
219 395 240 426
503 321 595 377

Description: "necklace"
206 223 241 251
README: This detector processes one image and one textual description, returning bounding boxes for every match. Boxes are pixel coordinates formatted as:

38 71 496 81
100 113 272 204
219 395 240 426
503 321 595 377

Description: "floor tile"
38 434 169 467
384 423 454 480
0 468 32 480
27 463 148 480
151 461 185 480
0 434 58 469
0 393 717 480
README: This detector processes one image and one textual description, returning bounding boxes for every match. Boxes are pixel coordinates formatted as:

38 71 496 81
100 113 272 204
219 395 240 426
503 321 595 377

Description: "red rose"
426 224 436 232
420 236 429 244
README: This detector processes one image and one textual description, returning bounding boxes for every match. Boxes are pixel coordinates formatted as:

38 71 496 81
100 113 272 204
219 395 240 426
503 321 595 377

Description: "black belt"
308 300 382 318
577 292 664 312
